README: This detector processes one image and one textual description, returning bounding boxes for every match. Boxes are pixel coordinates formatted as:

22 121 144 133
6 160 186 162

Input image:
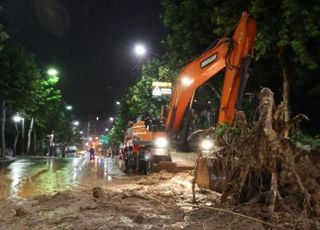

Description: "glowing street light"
12 114 23 123
79 131 83 134
115 101 121 105
47 68 59 84
47 68 58 76
66 105 73 110
105 128 109 132
109 117 114 122
134 44 147 56
73 121 80 126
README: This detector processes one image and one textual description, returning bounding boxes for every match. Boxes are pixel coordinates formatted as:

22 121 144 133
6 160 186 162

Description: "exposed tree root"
197 88 320 220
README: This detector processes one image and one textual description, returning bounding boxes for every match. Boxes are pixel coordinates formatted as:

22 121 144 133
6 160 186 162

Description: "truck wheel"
139 159 147 174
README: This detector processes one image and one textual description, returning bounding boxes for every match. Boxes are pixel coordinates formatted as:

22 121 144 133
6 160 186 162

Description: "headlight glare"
155 137 168 148
200 139 214 150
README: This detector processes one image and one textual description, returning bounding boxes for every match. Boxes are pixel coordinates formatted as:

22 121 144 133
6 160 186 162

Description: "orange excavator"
165 12 256 145
164 11 256 188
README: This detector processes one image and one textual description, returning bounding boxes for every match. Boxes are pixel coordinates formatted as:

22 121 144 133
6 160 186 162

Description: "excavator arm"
165 12 256 132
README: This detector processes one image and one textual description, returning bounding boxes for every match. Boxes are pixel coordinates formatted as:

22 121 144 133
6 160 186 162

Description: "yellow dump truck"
122 116 172 174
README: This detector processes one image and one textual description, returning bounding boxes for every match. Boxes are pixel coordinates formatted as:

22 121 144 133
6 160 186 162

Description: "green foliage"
162 0 216 71
107 116 125 148
33 78 76 145
0 45 41 109
0 44 75 148
125 58 170 120
210 124 240 145
53 111 75 144
212 123 239 138
292 130 320 150
0 24 9 51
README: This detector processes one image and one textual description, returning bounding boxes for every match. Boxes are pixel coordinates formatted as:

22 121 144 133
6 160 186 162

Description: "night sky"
3 0 166 131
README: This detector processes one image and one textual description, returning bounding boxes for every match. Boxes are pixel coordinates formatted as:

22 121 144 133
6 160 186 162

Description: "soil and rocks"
0 169 319 230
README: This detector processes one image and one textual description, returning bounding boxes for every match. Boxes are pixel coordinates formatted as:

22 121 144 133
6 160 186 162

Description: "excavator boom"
165 12 256 132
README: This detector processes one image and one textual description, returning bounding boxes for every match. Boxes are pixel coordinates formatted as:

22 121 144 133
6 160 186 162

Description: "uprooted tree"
197 88 320 217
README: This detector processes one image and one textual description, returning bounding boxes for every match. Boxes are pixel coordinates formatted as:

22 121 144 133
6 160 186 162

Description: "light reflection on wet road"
0 156 124 199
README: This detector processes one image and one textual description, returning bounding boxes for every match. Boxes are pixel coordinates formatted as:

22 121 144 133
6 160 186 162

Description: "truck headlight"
144 152 151 160
200 139 214 150
155 137 168 148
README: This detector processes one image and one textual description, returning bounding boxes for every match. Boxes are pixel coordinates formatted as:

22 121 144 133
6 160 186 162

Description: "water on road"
0 156 124 199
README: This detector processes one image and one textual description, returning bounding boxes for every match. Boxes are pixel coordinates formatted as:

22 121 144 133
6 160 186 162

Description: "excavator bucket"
196 158 210 188
152 150 196 173
195 155 227 192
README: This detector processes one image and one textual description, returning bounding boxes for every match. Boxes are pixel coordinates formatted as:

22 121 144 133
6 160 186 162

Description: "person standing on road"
89 145 95 160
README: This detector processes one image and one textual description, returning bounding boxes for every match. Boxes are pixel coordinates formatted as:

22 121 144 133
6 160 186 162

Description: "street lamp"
115 101 121 105
47 68 58 76
134 44 147 56
105 128 109 132
79 131 83 135
47 67 59 84
109 117 114 122
12 114 23 123
73 121 80 126
66 105 73 111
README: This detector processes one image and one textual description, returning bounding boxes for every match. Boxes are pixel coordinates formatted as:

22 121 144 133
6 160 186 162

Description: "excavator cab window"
189 78 223 130
145 119 166 132
150 120 166 132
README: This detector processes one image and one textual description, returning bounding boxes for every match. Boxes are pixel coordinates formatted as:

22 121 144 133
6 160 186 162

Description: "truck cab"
123 117 171 174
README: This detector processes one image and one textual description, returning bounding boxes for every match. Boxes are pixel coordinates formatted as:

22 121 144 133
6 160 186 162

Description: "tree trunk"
21 117 25 155
1 100 6 158
26 117 34 154
13 122 19 156
33 130 37 155
279 51 290 137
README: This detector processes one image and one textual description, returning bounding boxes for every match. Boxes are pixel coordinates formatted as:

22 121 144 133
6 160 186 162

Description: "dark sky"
3 0 166 130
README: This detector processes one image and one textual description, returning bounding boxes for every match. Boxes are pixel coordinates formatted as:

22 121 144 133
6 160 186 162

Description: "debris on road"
0 170 319 229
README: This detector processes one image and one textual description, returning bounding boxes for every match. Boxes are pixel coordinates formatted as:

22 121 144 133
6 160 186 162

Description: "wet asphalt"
0 155 125 199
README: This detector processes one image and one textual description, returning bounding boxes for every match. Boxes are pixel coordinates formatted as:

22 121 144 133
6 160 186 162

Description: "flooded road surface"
0 156 125 199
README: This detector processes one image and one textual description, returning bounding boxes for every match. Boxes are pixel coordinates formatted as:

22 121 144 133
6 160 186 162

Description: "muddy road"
0 156 124 199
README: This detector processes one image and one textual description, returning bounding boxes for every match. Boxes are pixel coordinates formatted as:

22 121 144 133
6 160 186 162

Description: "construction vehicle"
166 11 256 145
164 12 256 187
122 115 172 174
